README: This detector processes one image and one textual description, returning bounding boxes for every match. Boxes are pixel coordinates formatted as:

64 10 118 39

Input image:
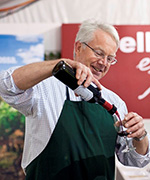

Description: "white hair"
74 19 120 57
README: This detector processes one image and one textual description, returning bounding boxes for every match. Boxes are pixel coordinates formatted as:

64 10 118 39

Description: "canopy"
0 0 150 24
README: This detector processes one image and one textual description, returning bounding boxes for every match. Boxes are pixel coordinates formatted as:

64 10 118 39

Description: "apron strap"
66 86 70 100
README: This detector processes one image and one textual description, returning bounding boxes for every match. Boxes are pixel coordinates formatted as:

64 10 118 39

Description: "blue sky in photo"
0 34 44 71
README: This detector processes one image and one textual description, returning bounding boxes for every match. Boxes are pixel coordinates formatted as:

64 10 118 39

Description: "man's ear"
74 41 82 56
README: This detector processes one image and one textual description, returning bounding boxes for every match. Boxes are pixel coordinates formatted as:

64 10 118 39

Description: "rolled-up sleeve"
0 67 34 116
116 134 150 168
115 99 150 168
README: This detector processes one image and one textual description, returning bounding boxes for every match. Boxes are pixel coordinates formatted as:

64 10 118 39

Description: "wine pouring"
113 114 136 153
52 60 136 153
52 61 117 115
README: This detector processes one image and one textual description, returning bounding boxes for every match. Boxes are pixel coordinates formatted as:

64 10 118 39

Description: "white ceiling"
0 0 150 25
0 0 11 7
0 0 42 19
0 0 21 8
0 0 40 8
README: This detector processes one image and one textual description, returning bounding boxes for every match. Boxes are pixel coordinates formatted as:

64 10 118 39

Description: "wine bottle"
52 60 117 115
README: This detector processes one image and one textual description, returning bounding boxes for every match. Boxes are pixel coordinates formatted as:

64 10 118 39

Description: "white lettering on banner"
119 32 150 53
120 37 136 53
146 32 150 52
137 32 144 53
136 57 150 100
138 87 150 100
136 57 150 74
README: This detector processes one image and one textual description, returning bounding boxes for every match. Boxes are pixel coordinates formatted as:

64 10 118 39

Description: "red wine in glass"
113 113 136 152
117 131 129 137
113 113 129 137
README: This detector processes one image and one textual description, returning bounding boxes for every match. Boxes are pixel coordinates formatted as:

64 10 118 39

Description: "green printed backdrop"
0 98 25 179
0 34 44 180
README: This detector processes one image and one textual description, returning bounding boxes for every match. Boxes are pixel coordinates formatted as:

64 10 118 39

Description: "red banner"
62 24 150 118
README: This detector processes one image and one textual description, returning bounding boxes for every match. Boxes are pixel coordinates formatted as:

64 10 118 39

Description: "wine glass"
113 113 136 153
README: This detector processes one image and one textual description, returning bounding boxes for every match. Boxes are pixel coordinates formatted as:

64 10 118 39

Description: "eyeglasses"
82 42 117 65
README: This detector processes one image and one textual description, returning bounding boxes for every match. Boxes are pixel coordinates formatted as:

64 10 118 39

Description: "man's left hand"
123 112 145 139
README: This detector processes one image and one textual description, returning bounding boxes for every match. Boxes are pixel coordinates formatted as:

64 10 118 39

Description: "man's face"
74 29 117 80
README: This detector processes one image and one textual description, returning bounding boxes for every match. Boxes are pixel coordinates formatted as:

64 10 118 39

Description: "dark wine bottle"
52 60 117 115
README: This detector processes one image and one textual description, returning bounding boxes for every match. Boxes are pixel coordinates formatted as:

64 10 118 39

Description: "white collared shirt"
0 67 150 171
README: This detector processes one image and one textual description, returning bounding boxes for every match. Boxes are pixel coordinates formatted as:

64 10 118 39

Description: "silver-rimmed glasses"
82 42 117 65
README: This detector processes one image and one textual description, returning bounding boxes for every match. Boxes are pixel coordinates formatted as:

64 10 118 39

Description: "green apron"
25 88 117 180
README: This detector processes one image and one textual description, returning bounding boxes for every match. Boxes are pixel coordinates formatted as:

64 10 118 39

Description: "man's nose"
97 56 108 65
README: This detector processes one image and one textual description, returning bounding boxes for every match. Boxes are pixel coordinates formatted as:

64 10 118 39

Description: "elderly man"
0 19 150 180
